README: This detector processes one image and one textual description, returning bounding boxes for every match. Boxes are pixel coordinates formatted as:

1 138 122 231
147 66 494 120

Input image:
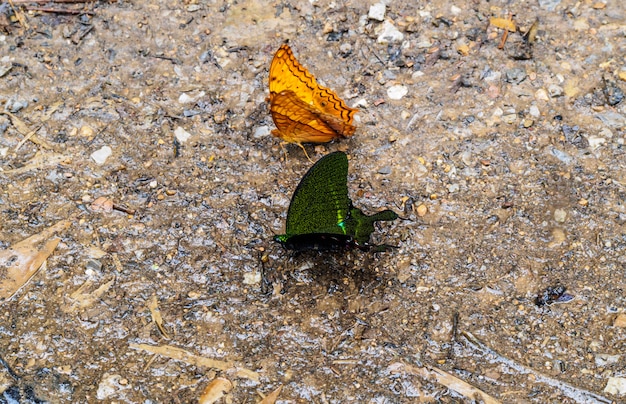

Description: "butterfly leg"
278 141 290 161
295 142 313 163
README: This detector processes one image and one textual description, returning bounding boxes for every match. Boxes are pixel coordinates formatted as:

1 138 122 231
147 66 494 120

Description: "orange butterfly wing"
270 90 355 144
268 44 358 144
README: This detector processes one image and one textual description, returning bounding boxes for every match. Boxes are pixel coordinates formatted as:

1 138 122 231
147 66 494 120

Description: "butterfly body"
273 233 355 252
268 45 358 147
274 152 398 252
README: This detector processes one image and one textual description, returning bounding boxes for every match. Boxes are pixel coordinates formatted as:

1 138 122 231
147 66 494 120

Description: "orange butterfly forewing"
268 44 358 145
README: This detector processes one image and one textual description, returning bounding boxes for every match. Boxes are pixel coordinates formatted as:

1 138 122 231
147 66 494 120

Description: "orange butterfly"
268 44 358 159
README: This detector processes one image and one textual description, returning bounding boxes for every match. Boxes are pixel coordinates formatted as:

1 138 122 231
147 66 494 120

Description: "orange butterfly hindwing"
268 44 358 145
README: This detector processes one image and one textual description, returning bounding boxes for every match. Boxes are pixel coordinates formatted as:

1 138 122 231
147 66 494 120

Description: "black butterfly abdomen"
283 233 355 252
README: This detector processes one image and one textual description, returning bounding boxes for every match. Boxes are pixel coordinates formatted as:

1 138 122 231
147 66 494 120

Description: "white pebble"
450 5 462 15
502 114 517 124
587 135 606 150
548 84 563 97
535 88 549 101
253 125 271 139
174 126 192 143
96 374 129 400
387 85 408 100
529 105 540 118
178 93 193 104
354 98 369 108
368 2 386 22
377 21 404 43
598 127 613 139
554 208 567 223
90 146 112 165
604 377 626 395
243 271 261 285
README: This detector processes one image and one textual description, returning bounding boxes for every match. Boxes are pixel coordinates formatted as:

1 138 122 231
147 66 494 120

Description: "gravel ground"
1 0 625 402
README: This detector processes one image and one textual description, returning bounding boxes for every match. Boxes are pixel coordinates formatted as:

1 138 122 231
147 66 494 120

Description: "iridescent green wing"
285 152 351 237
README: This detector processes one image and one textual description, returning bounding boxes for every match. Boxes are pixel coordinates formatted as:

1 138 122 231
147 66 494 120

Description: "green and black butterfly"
274 151 398 251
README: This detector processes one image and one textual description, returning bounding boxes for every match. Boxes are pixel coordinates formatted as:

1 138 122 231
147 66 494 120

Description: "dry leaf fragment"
0 219 70 301
1 152 68 174
614 313 626 328
394 362 502 404
90 196 136 215
258 385 282 404
148 294 170 339
199 377 233 404
490 17 516 32
0 110 31 133
90 197 114 213
65 277 115 312
129 343 260 381
457 44 470 56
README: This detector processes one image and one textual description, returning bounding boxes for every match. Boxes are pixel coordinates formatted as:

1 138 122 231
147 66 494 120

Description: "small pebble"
243 271 261 285
254 125 271 139
604 377 626 395
505 68 527 84
554 208 567 223
538 0 561 10
587 135 606 150
0 62 12 77
502 114 517 124
535 88 549 101
79 125 94 138
551 228 566 244
595 354 621 367
550 147 572 164
387 85 408 100
174 126 191 143
90 146 112 165
416 204 427 217
573 18 590 31
178 93 193 104
548 84 563 97
7 99 27 113
378 166 392 175
96 374 129 400
598 127 613 139
368 2 386 22
377 21 404 43
529 105 540 118
596 111 626 129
